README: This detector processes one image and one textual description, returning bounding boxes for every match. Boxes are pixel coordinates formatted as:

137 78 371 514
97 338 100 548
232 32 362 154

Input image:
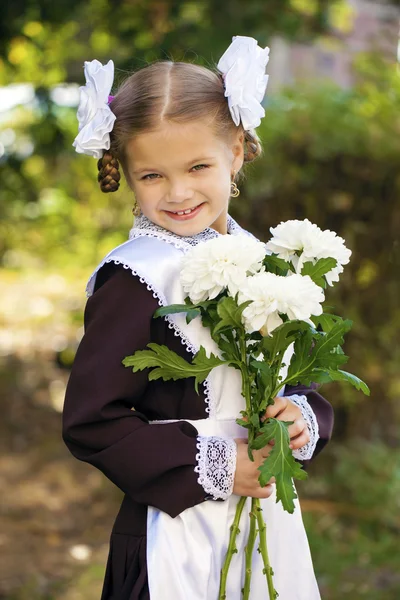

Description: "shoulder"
88 261 159 312
93 261 126 292
82 261 161 333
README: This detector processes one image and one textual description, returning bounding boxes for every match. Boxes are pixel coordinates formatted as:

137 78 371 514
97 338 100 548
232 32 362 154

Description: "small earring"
230 174 240 198
131 201 141 217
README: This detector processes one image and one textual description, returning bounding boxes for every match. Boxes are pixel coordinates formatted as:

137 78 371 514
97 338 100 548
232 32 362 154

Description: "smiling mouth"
167 206 199 215
164 203 205 221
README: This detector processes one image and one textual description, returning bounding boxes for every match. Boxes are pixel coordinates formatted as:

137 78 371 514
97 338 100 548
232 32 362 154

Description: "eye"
191 164 209 172
141 173 160 180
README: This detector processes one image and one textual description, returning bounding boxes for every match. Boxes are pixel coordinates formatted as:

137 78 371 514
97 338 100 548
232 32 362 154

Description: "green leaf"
298 369 333 386
251 421 278 450
213 296 250 334
286 329 315 380
312 319 352 360
185 309 202 324
191 346 227 392
262 320 312 359
250 413 260 428
123 343 225 393
252 418 307 513
250 359 271 375
123 343 193 376
301 257 337 287
311 312 342 333
324 368 370 395
154 304 199 319
263 254 294 275
314 352 349 369
250 360 274 411
236 417 251 429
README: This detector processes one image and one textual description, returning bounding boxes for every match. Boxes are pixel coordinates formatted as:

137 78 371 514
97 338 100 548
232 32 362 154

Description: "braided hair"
97 152 121 193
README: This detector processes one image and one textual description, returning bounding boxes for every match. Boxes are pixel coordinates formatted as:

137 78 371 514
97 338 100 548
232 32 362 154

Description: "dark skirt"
101 533 149 600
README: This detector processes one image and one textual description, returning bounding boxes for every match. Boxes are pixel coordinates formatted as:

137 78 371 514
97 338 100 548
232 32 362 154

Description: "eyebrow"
132 157 216 175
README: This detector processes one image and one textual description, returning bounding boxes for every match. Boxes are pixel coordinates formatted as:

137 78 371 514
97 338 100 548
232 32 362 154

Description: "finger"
289 430 311 450
234 437 248 446
288 418 307 440
258 484 274 499
264 396 288 419
254 447 271 462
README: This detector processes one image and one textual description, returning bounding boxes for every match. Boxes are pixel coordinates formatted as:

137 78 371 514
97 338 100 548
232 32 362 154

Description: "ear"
231 130 245 175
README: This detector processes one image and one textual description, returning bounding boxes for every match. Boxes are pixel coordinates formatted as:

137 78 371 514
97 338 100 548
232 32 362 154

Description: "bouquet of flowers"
123 218 369 599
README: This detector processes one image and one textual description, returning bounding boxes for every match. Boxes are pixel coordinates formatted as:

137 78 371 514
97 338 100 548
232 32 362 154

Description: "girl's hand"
263 396 310 451
232 438 275 499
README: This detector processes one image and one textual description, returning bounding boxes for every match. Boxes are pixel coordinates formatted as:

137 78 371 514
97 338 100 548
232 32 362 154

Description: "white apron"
87 218 321 600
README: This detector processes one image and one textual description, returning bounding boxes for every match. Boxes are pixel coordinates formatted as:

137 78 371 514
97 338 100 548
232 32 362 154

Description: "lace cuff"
194 436 237 500
287 394 320 460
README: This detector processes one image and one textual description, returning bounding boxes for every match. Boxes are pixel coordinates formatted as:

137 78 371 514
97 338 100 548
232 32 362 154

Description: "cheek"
205 168 231 196
134 184 159 206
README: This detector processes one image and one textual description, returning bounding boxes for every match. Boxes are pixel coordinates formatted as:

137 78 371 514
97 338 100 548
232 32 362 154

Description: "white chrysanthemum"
180 235 266 303
266 219 352 286
238 272 325 336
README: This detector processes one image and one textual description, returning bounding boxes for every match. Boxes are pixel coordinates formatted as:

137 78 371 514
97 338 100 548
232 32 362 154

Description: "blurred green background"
0 0 399 598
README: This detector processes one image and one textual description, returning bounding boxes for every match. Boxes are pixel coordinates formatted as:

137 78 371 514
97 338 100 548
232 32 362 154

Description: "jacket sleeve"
284 382 334 464
62 263 206 518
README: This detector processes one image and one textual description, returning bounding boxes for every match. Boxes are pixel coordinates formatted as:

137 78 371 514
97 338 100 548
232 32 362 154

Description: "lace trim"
128 213 255 252
287 394 320 460
86 215 257 416
86 257 217 416
194 436 237 500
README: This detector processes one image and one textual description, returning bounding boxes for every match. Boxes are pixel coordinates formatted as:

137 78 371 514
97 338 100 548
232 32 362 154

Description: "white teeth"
172 207 197 215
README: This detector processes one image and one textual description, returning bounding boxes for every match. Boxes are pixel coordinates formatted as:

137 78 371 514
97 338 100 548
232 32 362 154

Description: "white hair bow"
72 59 116 158
217 36 270 131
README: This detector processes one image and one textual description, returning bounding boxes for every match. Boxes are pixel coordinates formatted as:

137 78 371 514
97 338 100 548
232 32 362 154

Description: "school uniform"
62 216 334 599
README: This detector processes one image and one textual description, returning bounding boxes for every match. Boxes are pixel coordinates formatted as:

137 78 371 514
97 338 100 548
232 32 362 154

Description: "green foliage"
316 368 370 395
214 296 249 334
310 312 341 333
262 320 310 360
253 418 308 513
299 438 400 597
123 280 367 517
0 0 346 84
123 343 225 393
301 257 337 288
154 303 201 324
263 254 294 275
284 319 371 395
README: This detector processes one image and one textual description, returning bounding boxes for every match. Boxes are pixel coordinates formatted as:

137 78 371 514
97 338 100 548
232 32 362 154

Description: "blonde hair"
97 61 262 193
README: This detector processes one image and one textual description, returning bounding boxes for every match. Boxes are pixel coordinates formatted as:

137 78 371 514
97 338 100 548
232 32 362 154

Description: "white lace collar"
128 213 255 251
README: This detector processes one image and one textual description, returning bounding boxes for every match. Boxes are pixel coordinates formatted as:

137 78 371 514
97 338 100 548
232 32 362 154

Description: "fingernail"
289 444 293 449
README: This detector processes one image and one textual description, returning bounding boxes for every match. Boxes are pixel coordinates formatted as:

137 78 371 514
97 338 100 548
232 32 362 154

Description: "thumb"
234 438 248 446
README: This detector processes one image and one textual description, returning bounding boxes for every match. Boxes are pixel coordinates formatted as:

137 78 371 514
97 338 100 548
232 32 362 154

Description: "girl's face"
125 120 244 236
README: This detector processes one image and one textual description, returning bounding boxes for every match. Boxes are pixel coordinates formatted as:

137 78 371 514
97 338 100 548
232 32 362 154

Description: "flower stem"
218 496 247 600
242 498 258 599
255 499 279 599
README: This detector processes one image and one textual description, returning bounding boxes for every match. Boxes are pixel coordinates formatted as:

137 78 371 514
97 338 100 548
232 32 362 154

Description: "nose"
165 178 194 205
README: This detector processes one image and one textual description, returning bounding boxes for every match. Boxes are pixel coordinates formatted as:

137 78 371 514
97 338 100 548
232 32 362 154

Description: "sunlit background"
1 1 399 598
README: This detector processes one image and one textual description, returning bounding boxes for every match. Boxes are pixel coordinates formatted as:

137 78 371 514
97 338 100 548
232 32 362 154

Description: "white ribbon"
72 59 116 159
217 35 270 131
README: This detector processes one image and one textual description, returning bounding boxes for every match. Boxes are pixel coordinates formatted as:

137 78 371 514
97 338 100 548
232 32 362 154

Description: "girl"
63 36 333 600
